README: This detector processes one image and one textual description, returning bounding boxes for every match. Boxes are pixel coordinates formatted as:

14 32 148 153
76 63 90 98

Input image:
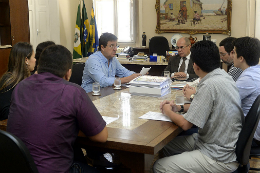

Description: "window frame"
93 0 137 44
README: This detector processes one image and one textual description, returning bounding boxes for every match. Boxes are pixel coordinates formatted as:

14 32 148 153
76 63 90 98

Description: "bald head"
176 37 191 57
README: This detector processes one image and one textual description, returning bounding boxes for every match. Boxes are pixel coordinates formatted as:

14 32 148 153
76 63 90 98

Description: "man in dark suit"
164 37 198 79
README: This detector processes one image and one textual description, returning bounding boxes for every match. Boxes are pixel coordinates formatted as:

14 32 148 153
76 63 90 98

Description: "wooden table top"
0 85 183 155
77 85 182 155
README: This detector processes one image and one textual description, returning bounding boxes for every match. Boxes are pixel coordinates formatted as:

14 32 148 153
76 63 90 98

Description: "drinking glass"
175 92 184 105
114 77 121 90
92 82 100 95
164 71 170 78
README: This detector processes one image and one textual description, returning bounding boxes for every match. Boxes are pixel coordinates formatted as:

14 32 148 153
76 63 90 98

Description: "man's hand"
183 84 196 99
160 100 181 113
173 72 187 78
120 73 141 84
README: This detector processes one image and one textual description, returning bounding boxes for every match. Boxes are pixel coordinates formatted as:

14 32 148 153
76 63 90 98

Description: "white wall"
58 0 249 52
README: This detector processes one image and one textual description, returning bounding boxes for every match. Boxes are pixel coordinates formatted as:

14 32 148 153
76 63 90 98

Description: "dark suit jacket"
164 54 198 79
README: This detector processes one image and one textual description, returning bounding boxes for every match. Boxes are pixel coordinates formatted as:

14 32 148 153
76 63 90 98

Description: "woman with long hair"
0 42 35 120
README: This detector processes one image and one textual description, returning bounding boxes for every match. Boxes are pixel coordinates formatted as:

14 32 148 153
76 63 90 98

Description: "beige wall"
140 0 248 47
58 0 92 53
58 0 248 52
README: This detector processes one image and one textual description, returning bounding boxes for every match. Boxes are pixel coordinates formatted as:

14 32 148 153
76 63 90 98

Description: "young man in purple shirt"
7 45 107 173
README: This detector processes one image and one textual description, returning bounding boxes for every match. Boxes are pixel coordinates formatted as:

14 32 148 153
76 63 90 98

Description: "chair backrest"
236 95 260 165
69 62 85 85
0 129 38 173
149 36 169 57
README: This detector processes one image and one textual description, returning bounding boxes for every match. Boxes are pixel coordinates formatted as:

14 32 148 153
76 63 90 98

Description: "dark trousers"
69 146 101 173
252 138 260 147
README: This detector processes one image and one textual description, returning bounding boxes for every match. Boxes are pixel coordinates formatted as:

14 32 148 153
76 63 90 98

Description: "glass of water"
114 77 121 90
164 71 170 78
92 82 100 95
175 92 184 105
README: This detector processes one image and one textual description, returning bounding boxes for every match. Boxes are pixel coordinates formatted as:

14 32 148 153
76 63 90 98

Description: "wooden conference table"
0 86 182 173
76 86 182 172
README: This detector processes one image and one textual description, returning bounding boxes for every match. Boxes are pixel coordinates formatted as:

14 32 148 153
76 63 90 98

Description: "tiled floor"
249 157 260 173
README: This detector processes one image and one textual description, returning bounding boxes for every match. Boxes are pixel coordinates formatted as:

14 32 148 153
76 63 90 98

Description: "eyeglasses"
219 52 228 57
108 44 119 49
175 45 189 50
230 50 236 55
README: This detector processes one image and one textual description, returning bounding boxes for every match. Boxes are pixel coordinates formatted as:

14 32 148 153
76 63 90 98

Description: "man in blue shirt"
233 36 260 145
81 32 140 93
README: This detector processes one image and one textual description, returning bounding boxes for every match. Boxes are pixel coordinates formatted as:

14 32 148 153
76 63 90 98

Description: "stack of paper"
131 55 148 61
129 76 172 97
171 83 187 90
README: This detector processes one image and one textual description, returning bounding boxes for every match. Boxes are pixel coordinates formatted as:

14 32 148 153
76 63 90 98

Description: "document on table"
102 116 118 125
140 67 151 75
139 111 172 122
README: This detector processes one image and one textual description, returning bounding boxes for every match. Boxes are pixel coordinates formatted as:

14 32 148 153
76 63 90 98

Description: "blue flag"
82 1 90 57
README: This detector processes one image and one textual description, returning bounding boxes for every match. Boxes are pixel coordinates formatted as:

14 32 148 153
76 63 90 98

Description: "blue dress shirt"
236 65 260 117
81 51 135 93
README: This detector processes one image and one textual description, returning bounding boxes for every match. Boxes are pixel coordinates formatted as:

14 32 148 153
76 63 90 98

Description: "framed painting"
155 0 232 35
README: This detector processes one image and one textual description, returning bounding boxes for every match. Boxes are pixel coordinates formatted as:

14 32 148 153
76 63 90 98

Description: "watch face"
190 94 195 101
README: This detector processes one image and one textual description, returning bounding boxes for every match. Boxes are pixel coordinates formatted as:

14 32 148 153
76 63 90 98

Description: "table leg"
117 151 145 173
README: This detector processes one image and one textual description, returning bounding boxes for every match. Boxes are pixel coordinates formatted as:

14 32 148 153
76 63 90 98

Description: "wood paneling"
9 0 30 45
0 48 11 78
0 0 30 78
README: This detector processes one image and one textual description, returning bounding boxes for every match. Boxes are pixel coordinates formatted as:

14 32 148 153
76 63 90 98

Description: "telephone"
123 46 134 56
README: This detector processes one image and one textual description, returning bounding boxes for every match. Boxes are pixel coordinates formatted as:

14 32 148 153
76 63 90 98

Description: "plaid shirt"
228 63 243 81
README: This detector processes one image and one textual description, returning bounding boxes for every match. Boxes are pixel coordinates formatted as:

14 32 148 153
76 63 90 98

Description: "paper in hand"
140 67 151 75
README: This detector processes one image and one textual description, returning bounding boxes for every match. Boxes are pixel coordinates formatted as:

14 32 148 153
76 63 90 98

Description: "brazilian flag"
87 6 99 56
73 3 82 59
82 1 90 57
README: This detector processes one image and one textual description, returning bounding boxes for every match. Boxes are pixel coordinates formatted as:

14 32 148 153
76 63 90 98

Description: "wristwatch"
190 94 195 101
179 105 184 112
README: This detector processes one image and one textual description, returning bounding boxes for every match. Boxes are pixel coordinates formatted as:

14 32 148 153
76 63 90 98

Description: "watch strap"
179 105 184 112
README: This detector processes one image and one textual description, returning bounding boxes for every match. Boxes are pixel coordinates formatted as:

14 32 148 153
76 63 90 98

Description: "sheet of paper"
171 83 187 88
139 111 172 122
102 116 118 125
140 67 151 75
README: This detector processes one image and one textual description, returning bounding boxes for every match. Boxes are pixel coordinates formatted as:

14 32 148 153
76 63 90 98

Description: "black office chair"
233 95 260 173
0 129 39 173
69 62 85 85
248 98 260 171
149 36 169 57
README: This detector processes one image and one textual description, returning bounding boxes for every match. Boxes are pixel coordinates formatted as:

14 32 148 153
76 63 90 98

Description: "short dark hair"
38 45 72 78
234 37 260 66
98 32 117 51
34 41 55 72
219 37 236 54
191 40 220 73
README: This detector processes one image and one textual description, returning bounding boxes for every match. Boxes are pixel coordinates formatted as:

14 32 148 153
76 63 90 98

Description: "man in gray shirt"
155 40 243 173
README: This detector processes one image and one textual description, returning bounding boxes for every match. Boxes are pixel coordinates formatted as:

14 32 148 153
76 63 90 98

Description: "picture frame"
155 0 232 35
